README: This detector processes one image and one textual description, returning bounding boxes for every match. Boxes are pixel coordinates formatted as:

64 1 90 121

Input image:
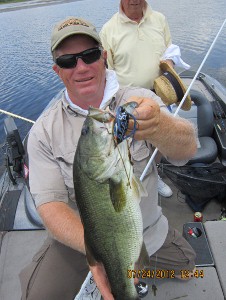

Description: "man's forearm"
151 111 197 160
128 96 197 161
38 201 85 254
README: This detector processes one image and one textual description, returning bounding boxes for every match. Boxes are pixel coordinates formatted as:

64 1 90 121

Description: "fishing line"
115 141 132 189
140 18 226 182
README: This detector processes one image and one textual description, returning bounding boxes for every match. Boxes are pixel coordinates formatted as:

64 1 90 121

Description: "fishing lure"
113 104 138 144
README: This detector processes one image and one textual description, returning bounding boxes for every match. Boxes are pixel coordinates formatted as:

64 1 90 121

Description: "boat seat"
188 90 218 164
172 90 218 164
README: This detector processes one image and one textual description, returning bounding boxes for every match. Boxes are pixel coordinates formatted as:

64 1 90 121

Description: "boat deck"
0 180 225 300
144 173 226 300
160 173 223 229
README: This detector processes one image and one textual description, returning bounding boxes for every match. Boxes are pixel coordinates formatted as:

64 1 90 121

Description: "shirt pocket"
56 150 75 188
130 141 153 179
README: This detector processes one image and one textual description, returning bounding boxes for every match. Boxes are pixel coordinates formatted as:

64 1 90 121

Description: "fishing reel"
4 117 25 184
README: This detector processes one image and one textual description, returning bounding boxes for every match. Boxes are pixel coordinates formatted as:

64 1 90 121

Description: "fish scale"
73 105 149 300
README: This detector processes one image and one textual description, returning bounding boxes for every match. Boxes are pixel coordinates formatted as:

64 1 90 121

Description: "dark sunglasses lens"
82 49 101 64
56 48 102 69
56 54 77 69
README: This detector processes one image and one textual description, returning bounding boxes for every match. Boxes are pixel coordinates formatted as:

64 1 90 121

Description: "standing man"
100 0 191 197
20 17 196 300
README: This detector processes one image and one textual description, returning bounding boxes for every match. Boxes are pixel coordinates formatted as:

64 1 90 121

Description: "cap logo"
58 18 89 31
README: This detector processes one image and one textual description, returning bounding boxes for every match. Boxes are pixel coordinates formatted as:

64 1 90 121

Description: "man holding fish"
20 16 197 300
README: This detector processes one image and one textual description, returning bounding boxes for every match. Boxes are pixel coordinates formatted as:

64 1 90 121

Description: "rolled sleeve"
28 128 69 208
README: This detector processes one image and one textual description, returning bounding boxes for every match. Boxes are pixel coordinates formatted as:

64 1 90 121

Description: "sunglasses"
55 47 102 69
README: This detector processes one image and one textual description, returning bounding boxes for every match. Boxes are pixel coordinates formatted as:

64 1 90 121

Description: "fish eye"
81 125 89 136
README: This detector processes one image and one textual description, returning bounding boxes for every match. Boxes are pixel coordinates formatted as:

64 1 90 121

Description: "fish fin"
132 175 148 200
136 242 150 269
109 179 126 212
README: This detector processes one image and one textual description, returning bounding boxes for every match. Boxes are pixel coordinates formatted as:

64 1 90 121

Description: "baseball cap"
51 17 101 53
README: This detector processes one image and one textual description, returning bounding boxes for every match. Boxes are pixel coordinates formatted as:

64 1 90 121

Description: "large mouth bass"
73 103 149 300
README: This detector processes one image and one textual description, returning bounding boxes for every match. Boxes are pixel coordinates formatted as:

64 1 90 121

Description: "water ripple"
0 0 225 144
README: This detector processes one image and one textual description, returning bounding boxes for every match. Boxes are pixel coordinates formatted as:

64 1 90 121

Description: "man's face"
53 35 106 108
121 0 145 17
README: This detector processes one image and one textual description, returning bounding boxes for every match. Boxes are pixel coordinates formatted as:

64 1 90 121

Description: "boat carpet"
144 267 224 300
0 230 47 300
204 221 226 298
0 229 224 300
0 190 21 230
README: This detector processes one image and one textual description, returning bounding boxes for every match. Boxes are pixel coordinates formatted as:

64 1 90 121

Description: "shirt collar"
64 69 119 116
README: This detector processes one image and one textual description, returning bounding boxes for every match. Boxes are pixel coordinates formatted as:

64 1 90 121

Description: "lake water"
0 0 226 145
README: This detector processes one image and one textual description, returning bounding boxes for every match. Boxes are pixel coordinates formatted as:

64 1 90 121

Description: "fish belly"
74 168 142 300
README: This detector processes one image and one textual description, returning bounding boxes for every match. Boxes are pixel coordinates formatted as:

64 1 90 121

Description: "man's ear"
103 50 108 68
52 64 60 75
103 49 107 60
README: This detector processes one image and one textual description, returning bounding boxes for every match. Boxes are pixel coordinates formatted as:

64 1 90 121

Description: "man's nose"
76 57 88 69
130 0 140 4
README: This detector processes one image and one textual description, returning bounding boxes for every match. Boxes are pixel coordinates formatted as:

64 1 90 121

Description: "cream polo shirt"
100 3 172 89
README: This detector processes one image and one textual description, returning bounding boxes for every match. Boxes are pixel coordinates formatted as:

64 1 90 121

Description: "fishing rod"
140 18 226 182
0 108 35 124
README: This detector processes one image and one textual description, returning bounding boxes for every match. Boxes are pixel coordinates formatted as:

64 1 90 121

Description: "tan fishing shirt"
28 85 186 255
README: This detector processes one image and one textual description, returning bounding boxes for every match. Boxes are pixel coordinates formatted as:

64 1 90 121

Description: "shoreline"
0 0 81 13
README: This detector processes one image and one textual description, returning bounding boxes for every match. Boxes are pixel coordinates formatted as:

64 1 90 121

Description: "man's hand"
161 59 175 68
89 263 114 300
126 96 197 161
90 262 139 300
127 96 160 141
